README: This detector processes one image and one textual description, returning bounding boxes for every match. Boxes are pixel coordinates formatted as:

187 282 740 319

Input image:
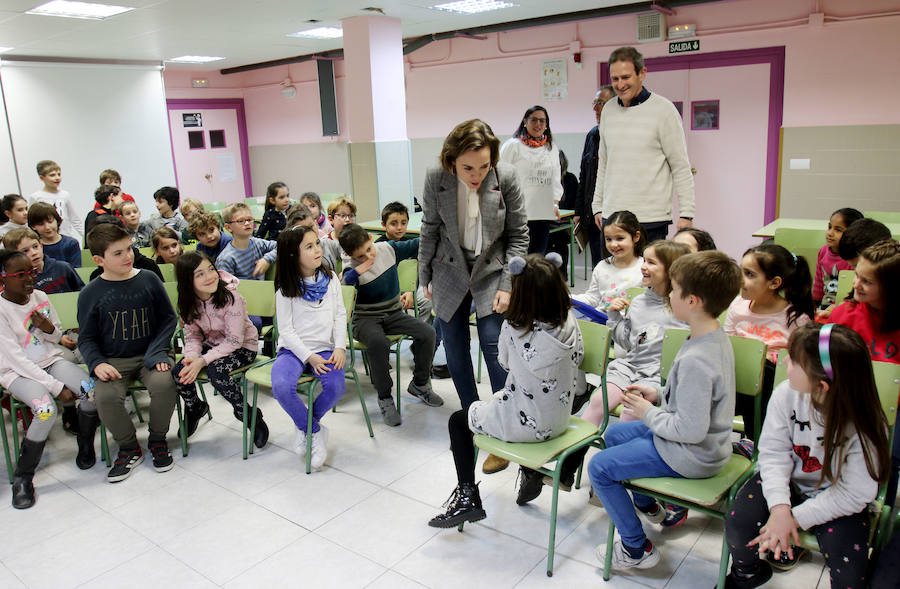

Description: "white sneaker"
596 539 661 570
292 429 308 457
310 426 329 470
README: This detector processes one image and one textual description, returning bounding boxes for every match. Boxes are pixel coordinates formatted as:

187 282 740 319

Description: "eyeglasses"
334 213 355 220
1 267 39 280
228 217 255 225
527 117 547 125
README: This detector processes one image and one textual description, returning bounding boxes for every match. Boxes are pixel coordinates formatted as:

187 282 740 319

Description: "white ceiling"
0 0 647 70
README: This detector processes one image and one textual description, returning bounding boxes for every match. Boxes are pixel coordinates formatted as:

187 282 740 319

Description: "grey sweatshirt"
606 290 687 389
468 312 584 443
642 328 735 478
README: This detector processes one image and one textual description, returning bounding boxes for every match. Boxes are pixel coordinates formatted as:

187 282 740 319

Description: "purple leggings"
271 347 345 433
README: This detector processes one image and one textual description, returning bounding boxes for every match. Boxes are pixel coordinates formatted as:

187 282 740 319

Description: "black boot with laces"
428 482 486 528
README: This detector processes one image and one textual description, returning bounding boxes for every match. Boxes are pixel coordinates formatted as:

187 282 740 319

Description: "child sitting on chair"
428 253 584 528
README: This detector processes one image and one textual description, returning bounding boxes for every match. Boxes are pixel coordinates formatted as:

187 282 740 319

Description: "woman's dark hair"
559 150 568 176
1 194 25 225
439 119 500 172
831 207 864 228
175 251 234 324
674 226 717 251
788 323 890 487
265 181 288 210
603 210 647 257
505 254 569 333
275 225 332 299
512 106 553 148
0 248 28 272
742 243 814 326
858 240 900 332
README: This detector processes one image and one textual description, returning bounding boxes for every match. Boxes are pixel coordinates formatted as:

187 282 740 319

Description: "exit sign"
669 39 700 54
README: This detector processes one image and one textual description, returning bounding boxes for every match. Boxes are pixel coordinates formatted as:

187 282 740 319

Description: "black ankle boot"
184 400 209 439
75 408 100 470
428 482 486 528
61 404 78 435
516 466 545 505
239 406 269 449
12 439 45 509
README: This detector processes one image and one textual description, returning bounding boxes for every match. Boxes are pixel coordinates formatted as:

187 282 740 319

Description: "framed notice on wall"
542 59 567 101
182 113 202 127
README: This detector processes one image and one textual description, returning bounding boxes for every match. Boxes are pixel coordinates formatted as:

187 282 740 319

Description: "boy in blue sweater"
338 223 441 426
78 223 178 483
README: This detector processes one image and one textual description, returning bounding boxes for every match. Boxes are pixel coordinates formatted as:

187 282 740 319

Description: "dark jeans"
527 220 552 255
725 474 871 588
353 310 435 399
437 292 507 409
546 220 570 280
585 217 605 268
640 221 671 243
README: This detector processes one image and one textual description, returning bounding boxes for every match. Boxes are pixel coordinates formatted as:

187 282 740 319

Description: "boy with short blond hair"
189 211 232 262
28 160 83 241
338 223 441 426
119 201 153 247
588 250 741 570
28 202 81 268
216 203 276 280
78 222 178 482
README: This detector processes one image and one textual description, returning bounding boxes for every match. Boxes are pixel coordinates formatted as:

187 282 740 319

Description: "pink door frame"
600 46 785 223
165 98 254 199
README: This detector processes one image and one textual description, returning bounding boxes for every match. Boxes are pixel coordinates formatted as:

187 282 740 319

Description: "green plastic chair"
237 279 278 355
138 246 154 259
204 201 227 213
0 389 17 482
865 211 900 224
158 263 175 283
81 249 97 267
773 227 821 277
243 285 374 467
75 266 94 284
245 196 266 206
835 269 854 304
462 320 612 577
602 331 768 587
397 259 418 316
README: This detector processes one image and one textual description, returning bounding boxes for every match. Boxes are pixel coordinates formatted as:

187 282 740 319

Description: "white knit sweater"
591 93 695 223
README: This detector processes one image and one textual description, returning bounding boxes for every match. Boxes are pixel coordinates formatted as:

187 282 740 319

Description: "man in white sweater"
592 47 695 243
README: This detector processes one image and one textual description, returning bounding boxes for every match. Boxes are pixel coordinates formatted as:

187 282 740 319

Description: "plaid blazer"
418 164 528 322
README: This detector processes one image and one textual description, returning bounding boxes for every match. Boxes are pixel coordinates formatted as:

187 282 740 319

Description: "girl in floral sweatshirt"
171 251 268 448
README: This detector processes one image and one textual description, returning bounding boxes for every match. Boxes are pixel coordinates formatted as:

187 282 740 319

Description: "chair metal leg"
476 348 483 384
248 383 260 456
100 422 111 466
547 469 561 577
717 536 731 588
350 368 374 437
0 400 14 483
394 341 402 414
575 460 584 489
175 398 188 457
603 520 615 580
196 382 213 420
305 382 314 474
10 398 23 460
242 380 250 459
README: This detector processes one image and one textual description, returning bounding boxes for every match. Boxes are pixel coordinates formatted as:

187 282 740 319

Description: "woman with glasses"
418 119 528 472
499 106 563 255
0 249 100 508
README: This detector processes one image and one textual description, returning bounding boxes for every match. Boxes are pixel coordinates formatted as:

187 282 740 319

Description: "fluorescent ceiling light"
0 47 13 53
431 0 516 14
26 1 134 20
167 55 226 64
286 27 343 39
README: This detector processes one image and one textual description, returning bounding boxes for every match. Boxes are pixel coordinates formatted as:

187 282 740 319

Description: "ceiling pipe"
220 0 721 75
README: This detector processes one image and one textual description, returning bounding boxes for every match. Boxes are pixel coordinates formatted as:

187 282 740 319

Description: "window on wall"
209 129 226 148
691 100 720 130
188 130 205 149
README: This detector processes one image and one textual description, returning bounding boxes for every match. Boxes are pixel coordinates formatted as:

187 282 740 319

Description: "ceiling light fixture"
431 0 517 15
280 78 297 98
167 55 226 64
286 27 343 39
26 1 134 20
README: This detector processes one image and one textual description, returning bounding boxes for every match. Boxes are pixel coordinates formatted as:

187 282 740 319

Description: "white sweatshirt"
591 93 695 223
29 188 84 241
499 137 563 221
275 272 347 362
573 256 643 311
0 290 66 395
758 381 880 531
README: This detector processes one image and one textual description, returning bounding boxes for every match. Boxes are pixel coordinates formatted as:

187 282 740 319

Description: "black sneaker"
515 466 544 505
183 400 209 439
107 448 144 483
149 440 174 472
767 546 807 571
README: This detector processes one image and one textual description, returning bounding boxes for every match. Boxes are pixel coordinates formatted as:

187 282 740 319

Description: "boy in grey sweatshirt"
588 251 741 571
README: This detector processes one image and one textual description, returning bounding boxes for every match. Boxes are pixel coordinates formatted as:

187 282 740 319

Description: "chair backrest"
237 279 276 317
773 227 821 277
341 284 356 326
138 246 154 259
773 348 788 387
865 210 900 224
626 287 646 301
248 205 264 220
577 320 611 376
75 266 94 284
183 243 196 252
245 196 266 206
836 269 854 304
158 263 175 282
47 292 80 331
81 249 97 267
163 281 179 314
659 328 690 383
205 201 226 213
873 361 900 428
397 258 417 293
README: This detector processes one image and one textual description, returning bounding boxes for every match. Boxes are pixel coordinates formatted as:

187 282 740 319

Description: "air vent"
636 12 666 43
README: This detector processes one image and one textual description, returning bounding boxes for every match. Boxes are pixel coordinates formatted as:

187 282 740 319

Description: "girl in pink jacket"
172 251 269 449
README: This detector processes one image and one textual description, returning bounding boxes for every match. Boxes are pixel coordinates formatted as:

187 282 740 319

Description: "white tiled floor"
0 263 833 588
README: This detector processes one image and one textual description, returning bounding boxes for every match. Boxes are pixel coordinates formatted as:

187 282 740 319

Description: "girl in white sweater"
0 250 99 509
272 225 347 470
723 323 890 588
499 106 562 255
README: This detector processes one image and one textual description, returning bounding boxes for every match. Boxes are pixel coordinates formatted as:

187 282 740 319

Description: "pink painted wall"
162 0 900 144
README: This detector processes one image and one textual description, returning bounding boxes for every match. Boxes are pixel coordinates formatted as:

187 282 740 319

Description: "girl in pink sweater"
171 251 269 448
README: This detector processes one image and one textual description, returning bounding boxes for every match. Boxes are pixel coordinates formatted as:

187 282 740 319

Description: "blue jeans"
588 421 682 548
271 348 345 433
437 292 506 409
